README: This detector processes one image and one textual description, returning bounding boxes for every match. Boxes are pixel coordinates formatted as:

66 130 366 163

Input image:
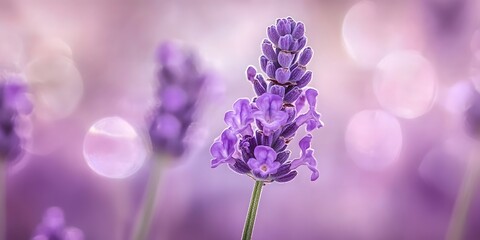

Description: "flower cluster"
32 207 84 240
210 17 323 182
148 42 207 157
0 72 32 162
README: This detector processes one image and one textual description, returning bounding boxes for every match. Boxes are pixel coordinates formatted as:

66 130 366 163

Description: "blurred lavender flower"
0 72 32 162
210 17 323 183
133 42 210 240
32 207 84 240
148 42 208 157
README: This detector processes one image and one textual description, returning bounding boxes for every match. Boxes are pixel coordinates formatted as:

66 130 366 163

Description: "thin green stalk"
446 147 480 240
242 181 264 240
0 161 5 240
131 158 165 240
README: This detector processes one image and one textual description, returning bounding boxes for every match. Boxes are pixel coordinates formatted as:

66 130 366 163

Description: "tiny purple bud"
297 71 312 88
246 66 256 81
287 17 296 32
274 171 298 182
266 61 276 79
267 25 280 45
278 51 294 68
269 85 285 97
262 39 277 62
290 66 306 82
276 19 290 36
256 74 267 89
260 56 268 72
284 87 302 103
253 80 266 96
278 34 293 51
292 22 305 39
276 150 290 164
299 47 313 66
297 37 307 51
275 68 291 84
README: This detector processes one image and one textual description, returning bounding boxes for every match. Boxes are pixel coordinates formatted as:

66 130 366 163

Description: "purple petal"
248 145 281 178
299 47 313 66
266 61 276 79
246 66 257 81
210 129 238 168
278 34 293 51
297 71 312 88
262 40 277 62
260 56 268 72
275 68 291 84
224 99 254 135
267 25 280 45
274 171 298 182
278 51 294 68
276 19 290 36
269 85 285 97
292 22 305 39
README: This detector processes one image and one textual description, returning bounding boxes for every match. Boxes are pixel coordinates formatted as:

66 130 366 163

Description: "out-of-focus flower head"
210 17 323 183
0 71 32 162
31 207 84 240
148 42 208 157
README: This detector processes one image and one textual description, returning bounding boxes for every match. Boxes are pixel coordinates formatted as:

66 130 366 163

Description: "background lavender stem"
0 161 4 240
446 146 480 240
131 157 165 240
242 181 264 240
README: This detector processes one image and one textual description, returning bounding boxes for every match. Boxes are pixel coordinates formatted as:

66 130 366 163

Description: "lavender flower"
133 42 210 240
210 17 323 183
32 207 84 240
148 42 207 157
0 72 32 162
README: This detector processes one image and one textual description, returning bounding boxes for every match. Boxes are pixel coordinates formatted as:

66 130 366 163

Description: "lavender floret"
210 17 323 182
148 42 207 157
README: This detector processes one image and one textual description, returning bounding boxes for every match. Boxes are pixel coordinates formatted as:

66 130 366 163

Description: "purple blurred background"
2 0 480 239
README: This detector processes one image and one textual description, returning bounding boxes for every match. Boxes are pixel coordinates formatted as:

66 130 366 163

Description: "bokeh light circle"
373 50 437 119
342 1 389 68
32 37 73 59
345 110 403 171
83 117 147 179
25 55 83 120
443 81 474 115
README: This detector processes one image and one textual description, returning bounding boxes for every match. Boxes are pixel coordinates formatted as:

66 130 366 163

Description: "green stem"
131 158 164 240
446 148 480 240
0 161 5 240
242 181 264 240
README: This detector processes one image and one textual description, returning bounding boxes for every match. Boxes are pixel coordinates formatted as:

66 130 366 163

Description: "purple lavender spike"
210 17 323 183
148 42 208 157
209 19 324 238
